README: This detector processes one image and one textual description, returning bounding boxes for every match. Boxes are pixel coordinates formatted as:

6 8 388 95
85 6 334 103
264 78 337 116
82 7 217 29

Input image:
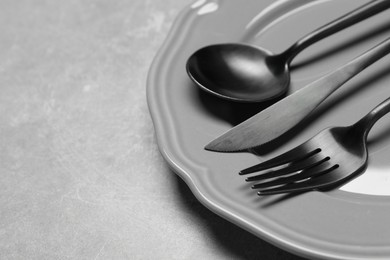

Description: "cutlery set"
186 0 390 195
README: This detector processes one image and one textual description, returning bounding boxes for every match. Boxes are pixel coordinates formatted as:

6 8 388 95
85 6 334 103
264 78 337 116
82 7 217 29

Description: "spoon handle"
353 97 390 140
282 0 390 64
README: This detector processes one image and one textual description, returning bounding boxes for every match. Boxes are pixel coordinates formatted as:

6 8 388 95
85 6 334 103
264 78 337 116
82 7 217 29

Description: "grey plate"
147 0 390 259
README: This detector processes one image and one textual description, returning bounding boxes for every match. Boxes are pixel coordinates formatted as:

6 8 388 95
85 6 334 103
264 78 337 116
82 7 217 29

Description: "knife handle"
296 36 390 112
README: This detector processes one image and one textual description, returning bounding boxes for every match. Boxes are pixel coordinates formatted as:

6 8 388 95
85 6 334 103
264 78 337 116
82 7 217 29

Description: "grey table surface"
0 0 306 259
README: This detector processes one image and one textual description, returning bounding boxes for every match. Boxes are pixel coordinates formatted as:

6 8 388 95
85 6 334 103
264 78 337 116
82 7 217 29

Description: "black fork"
240 97 390 195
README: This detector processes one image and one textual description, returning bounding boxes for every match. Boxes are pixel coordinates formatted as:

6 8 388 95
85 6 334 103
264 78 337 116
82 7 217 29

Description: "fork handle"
354 97 390 139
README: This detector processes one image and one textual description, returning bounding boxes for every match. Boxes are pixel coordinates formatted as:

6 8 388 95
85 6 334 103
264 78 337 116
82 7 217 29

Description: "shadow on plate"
256 192 305 209
172 172 308 260
196 87 285 126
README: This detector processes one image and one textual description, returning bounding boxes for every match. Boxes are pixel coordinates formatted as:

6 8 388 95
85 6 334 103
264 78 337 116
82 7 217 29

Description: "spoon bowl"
187 44 289 102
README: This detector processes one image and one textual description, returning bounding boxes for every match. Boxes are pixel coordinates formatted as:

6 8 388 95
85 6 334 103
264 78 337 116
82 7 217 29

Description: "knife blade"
205 37 390 152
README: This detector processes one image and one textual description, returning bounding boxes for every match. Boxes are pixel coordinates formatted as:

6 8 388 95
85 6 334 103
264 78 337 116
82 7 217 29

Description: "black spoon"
187 0 390 103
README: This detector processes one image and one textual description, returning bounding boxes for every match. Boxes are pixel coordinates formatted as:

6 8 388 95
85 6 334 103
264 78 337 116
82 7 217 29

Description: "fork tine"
257 164 339 195
245 153 325 182
240 147 321 175
251 157 330 189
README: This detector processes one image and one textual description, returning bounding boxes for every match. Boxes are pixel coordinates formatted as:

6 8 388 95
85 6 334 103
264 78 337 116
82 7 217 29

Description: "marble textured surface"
0 1 305 259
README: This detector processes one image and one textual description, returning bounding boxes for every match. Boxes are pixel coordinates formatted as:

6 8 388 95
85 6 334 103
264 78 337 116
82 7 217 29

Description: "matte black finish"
205 36 390 152
187 0 390 103
240 97 390 195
